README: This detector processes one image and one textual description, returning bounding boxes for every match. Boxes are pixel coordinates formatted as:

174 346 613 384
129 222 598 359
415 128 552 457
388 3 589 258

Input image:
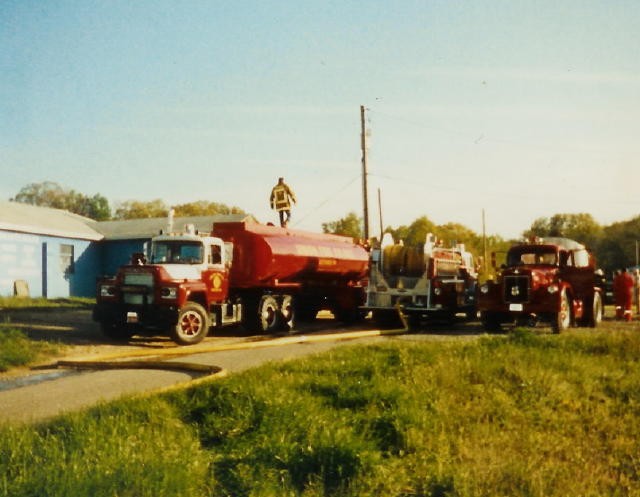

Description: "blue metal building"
0 201 102 298
0 200 252 299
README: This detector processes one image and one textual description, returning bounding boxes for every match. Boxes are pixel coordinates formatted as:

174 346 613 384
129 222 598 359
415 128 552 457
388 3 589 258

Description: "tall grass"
1 329 639 496
0 296 94 309
0 329 62 372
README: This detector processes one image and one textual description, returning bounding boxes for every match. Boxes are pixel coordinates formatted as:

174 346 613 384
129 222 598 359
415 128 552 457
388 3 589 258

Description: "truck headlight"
100 285 115 297
480 284 490 294
160 287 178 299
547 284 559 294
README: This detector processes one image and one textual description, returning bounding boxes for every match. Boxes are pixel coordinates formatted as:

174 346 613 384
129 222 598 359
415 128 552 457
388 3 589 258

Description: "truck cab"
477 237 603 332
94 224 238 345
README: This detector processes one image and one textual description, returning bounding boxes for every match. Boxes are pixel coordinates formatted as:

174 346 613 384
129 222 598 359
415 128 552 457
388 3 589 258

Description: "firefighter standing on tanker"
270 177 296 227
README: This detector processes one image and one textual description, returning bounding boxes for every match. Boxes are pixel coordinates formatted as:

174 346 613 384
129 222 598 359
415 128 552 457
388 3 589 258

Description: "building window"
60 244 75 275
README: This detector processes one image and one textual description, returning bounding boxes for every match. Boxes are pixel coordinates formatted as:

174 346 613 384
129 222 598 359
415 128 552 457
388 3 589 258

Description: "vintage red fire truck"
477 237 603 332
362 232 477 327
93 220 369 344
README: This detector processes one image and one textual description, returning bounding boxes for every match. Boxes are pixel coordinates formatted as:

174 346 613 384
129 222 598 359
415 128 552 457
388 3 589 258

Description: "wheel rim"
179 310 204 337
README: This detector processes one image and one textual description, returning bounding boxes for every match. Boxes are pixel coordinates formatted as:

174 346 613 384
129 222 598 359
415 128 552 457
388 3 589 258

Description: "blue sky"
2 1 639 239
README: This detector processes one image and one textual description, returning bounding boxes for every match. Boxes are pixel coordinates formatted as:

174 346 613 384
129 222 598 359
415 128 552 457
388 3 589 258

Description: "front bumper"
93 302 179 329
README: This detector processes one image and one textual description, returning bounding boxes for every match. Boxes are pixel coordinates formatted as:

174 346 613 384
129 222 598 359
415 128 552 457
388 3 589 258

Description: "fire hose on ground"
44 307 409 393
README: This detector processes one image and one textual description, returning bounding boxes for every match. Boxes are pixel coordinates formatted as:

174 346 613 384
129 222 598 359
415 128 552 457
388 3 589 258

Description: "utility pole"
361 105 370 240
377 188 383 241
482 208 488 276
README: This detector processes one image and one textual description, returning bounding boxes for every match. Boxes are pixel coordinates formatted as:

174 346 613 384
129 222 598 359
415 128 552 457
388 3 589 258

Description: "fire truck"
93 219 369 345
477 237 603 332
362 232 477 327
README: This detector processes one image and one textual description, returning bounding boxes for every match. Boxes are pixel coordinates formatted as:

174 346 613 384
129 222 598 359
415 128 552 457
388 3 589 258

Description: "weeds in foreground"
0 329 61 372
0 297 94 310
1 329 639 496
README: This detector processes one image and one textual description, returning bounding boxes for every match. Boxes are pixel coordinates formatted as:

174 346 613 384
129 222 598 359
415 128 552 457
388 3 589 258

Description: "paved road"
0 311 482 425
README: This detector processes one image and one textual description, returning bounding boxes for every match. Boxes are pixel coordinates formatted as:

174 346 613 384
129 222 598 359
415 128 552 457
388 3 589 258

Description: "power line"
292 174 361 227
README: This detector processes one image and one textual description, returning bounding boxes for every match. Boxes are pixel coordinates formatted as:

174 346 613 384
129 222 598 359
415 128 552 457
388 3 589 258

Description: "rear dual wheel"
244 294 295 333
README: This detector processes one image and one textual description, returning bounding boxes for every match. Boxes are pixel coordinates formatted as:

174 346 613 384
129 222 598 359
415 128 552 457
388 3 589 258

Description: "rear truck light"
100 285 115 297
480 283 490 294
434 287 442 296
547 284 559 294
160 286 178 299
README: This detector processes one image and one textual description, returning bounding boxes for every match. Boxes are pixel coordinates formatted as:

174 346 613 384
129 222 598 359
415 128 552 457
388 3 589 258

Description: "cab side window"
211 244 222 265
572 249 590 268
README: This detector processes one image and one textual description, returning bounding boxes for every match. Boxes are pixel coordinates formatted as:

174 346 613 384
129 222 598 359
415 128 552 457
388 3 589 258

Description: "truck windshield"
151 241 204 264
507 250 557 266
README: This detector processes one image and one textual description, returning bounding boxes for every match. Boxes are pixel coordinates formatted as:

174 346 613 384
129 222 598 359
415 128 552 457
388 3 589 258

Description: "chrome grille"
504 275 529 303
122 271 154 305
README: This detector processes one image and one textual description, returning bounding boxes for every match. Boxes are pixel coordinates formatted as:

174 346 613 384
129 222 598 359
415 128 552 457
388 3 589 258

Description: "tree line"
11 182 639 274
324 211 640 275
11 181 245 221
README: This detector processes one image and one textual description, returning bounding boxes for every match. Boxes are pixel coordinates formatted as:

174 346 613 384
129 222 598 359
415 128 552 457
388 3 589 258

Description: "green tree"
322 212 362 239
523 213 602 249
404 216 437 247
114 199 168 220
13 181 112 220
173 201 245 217
598 216 640 273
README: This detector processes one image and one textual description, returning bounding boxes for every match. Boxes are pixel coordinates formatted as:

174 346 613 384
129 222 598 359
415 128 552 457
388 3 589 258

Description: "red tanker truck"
93 220 369 345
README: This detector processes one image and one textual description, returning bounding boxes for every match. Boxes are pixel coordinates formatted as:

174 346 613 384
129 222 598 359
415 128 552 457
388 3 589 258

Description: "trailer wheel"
279 295 295 332
552 290 571 334
101 322 134 342
172 302 210 345
259 295 281 333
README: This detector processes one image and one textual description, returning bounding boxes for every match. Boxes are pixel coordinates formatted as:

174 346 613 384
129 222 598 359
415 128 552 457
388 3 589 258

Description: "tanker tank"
212 221 369 289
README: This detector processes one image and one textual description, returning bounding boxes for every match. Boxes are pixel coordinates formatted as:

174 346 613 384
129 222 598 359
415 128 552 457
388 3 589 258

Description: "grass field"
1 321 639 496
0 298 92 371
0 296 93 310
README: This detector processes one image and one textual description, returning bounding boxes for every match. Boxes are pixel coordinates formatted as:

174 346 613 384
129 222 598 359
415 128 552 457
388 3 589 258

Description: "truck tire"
279 295 295 332
552 290 571 333
172 302 210 345
586 292 603 328
101 322 134 342
259 295 281 333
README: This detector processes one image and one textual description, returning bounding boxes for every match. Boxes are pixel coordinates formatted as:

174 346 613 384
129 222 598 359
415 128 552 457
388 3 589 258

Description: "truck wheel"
101 322 134 342
259 295 281 333
172 302 210 345
587 292 603 328
279 295 295 332
552 290 571 333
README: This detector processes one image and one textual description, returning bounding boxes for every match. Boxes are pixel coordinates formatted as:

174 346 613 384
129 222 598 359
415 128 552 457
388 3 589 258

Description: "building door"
41 242 48 298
